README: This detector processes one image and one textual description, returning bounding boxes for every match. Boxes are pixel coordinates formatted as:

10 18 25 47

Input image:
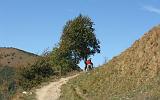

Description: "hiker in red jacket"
85 58 93 71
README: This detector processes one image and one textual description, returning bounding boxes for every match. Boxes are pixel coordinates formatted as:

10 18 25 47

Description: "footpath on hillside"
36 74 79 100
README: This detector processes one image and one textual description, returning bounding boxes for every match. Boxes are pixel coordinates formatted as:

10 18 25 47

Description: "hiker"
85 58 93 71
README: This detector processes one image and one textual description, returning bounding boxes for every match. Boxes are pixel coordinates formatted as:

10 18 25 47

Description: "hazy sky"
0 0 160 68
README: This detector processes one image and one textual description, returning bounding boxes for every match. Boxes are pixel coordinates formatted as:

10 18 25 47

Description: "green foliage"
50 14 99 75
50 47 79 75
50 14 100 74
60 14 100 62
0 66 17 100
19 57 54 90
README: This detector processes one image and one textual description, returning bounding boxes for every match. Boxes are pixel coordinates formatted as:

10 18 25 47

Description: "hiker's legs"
91 64 93 69
84 64 87 71
86 64 92 71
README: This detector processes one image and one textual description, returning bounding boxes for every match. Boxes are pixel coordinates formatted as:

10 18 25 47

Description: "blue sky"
0 0 160 68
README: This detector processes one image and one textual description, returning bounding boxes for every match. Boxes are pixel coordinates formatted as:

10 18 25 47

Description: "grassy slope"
60 26 160 100
60 65 160 100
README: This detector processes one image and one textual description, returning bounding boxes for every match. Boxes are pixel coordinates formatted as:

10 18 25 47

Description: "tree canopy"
59 14 100 63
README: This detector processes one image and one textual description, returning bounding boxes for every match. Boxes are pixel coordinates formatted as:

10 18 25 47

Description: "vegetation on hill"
50 47 79 75
60 26 160 99
0 47 39 68
50 14 100 74
17 14 100 91
19 57 55 90
60 14 100 64
0 48 41 100
0 14 100 99
0 66 18 100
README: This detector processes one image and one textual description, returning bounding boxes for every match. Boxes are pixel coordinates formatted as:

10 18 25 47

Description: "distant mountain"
60 25 160 99
0 47 39 68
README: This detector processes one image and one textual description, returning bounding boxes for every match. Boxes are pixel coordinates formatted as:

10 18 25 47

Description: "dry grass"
60 26 160 100
0 47 39 68
60 66 160 100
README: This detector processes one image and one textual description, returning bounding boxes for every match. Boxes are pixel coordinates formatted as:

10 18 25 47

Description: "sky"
0 0 160 68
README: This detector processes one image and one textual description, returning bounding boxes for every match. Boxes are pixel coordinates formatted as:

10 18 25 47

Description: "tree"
50 46 79 75
59 14 100 67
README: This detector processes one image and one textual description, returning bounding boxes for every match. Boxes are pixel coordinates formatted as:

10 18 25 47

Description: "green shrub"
0 66 17 100
50 47 81 75
19 57 54 90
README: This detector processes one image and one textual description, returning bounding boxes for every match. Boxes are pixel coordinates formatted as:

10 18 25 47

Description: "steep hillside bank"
60 26 160 100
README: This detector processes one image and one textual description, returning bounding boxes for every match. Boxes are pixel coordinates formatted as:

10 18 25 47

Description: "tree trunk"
84 56 87 70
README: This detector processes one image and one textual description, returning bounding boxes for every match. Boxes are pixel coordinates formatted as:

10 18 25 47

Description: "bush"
0 66 17 100
50 47 80 75
58 58 76 75
19 57 54 90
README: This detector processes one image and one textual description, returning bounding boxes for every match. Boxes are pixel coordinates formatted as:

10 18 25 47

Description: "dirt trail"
36 74 79 100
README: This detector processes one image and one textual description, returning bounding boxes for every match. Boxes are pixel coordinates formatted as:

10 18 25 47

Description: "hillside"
0 47 40 99
0 47 39 68
60 26 160 100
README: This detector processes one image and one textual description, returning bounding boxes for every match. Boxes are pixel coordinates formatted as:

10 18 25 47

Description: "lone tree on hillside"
59 14 100 67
